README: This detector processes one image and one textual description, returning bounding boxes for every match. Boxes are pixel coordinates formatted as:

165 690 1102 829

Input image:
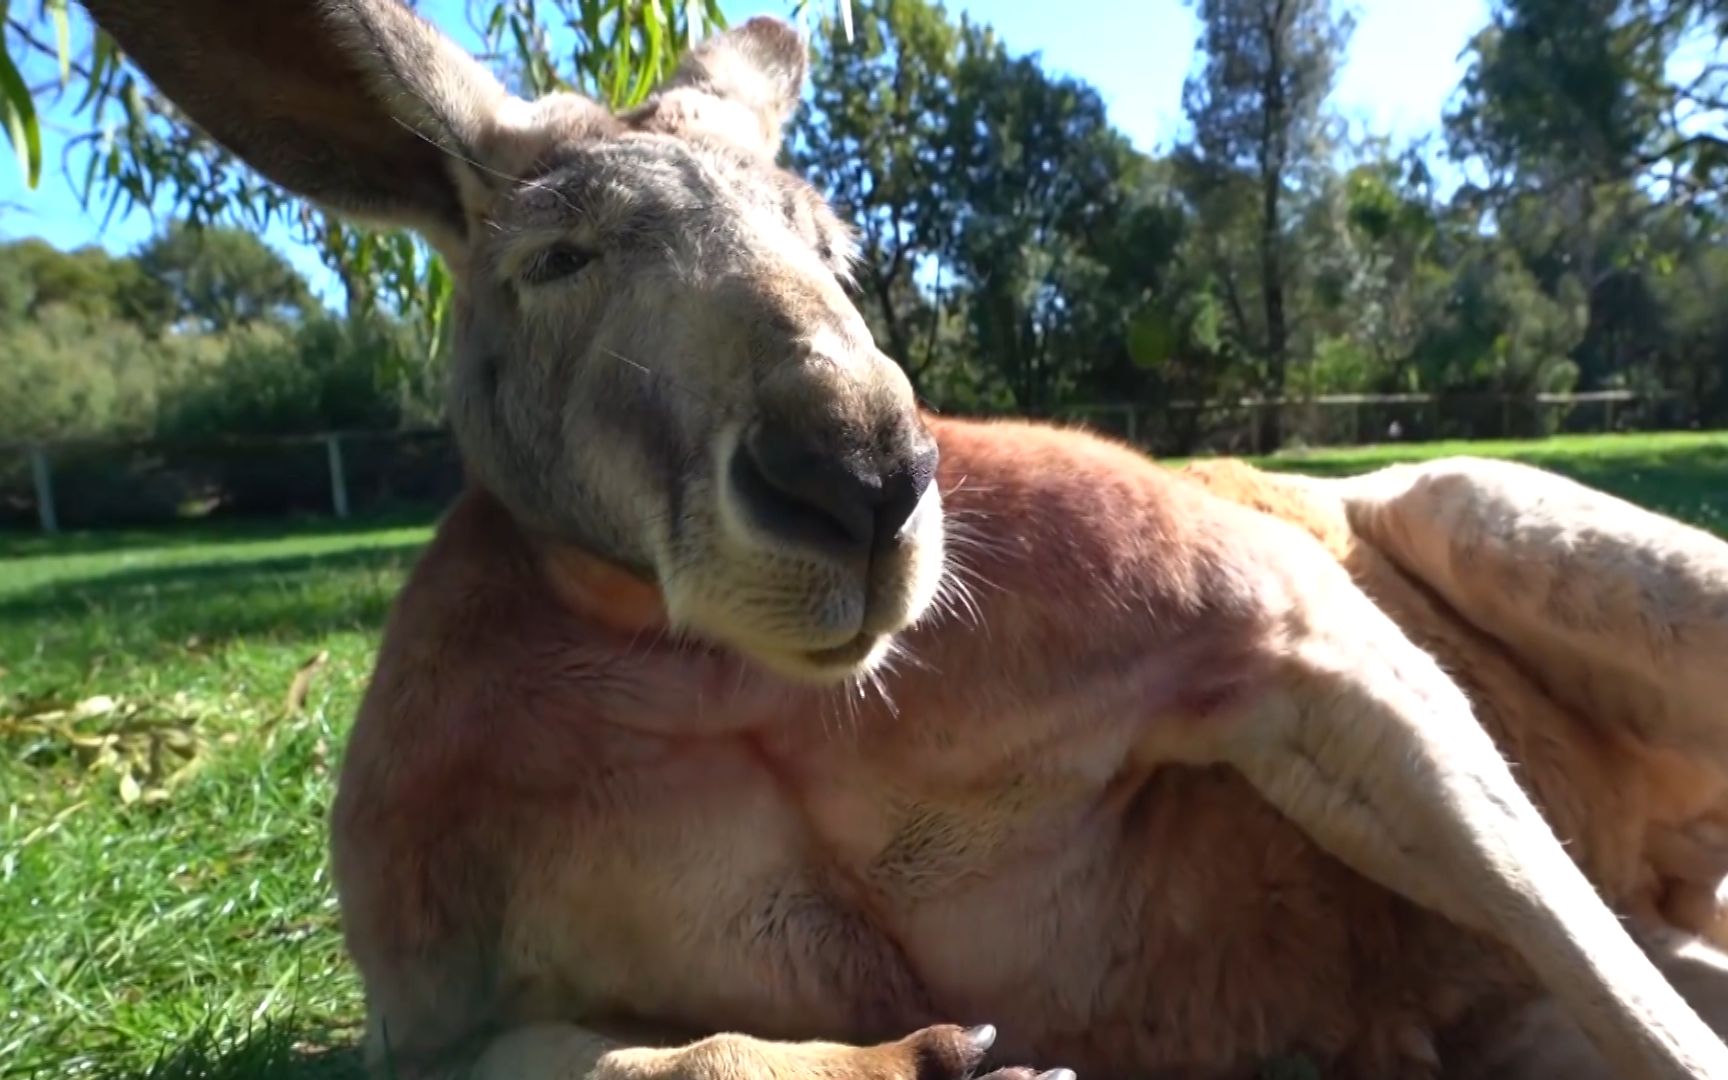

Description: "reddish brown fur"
333 419 1728 1079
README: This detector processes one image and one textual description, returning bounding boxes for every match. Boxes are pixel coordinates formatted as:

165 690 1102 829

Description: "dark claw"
964 1025 998 1054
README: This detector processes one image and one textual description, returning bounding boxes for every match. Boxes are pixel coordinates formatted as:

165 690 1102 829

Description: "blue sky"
0 0 1489 302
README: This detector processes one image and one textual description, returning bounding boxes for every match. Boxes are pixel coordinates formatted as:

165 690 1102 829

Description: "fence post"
325 434 351 520
27 444 58 535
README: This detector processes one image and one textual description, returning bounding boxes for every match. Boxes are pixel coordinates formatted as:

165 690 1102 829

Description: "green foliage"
1447 0 1728 200
0 0 45 186
1409 245 1581 394
0 303 178 440
2 0 732 349
793 1 1191 412
5 0 1728 454
0 234 436 443
134 223 318 333
1182 0 1355 180
790 0 961 383
942 27 1150 411
156 316 421 439
0 235 159 323
1179 0 1356 439
470 0 727 104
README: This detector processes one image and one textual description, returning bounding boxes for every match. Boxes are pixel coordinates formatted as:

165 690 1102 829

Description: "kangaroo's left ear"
625 16 808 159
76 0 533 258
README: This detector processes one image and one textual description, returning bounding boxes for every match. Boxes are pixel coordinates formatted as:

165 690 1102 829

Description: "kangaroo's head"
85 0 945 683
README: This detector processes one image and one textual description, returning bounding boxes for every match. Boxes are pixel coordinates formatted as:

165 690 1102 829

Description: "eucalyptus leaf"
0 40 41 186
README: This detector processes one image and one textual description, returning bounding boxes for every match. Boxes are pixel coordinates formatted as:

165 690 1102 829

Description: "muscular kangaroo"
78 1 1728 1077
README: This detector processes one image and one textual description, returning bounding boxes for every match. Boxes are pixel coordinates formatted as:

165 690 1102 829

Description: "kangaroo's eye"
523 244 597 286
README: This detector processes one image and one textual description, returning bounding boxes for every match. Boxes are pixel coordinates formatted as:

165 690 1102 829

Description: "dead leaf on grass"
2 693 205 806
282 650 330 718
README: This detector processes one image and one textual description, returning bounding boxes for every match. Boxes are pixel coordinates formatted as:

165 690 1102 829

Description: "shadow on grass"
0 505 443 563
111 1024 365 1080
0 542 428 670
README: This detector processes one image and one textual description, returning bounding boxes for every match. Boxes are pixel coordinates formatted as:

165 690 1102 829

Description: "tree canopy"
4 0 1726 452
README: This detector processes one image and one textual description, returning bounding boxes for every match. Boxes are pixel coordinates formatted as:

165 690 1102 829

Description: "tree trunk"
1260 173 1288 450
1258 0 1291 452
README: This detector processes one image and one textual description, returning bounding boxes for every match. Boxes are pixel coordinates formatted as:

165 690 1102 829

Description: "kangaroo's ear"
77 0 527 255
626 16 809 159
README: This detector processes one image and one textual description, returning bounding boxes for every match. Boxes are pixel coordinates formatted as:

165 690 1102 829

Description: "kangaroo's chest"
522 712 1127 1037
527 712 1507 1080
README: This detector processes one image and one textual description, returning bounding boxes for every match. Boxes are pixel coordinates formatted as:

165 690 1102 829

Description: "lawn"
3 431 1725 1079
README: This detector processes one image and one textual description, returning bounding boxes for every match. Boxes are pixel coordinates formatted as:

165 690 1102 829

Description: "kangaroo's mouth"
728 630 891 686
802 631 882 670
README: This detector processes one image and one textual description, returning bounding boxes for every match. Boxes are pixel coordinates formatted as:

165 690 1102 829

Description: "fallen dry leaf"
282 650 331 718
4 693 205 806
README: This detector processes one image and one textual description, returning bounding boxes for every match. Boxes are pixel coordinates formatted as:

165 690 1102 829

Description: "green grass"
1248 429 1728 533
2 431 1725 1079
0 516 427 1079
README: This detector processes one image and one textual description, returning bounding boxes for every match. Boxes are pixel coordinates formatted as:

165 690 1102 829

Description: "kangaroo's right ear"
78 0 530 256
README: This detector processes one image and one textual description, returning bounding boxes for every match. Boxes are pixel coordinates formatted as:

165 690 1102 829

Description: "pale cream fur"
1329 457 1728 756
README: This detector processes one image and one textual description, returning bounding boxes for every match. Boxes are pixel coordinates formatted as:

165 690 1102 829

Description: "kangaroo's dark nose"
730 419 938 558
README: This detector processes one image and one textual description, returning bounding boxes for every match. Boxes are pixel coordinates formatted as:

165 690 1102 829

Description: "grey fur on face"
85 0 944 683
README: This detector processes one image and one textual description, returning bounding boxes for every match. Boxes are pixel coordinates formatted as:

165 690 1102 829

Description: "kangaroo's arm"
471 1022 1020 1080
1159 491 1728 1080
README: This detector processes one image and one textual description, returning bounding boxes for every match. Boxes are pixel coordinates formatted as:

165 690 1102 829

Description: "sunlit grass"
1246 429 1728 534
2 430 1723 1078
1 517 421 1079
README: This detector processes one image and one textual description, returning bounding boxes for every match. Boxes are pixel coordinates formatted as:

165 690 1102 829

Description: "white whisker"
602 348 718 406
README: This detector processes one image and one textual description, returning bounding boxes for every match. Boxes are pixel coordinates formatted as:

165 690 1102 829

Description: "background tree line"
0 226 435 442
790 0 1728 448
4 0 1726 454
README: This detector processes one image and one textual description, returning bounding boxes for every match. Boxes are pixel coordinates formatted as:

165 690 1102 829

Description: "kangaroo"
79 1 1728 1077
